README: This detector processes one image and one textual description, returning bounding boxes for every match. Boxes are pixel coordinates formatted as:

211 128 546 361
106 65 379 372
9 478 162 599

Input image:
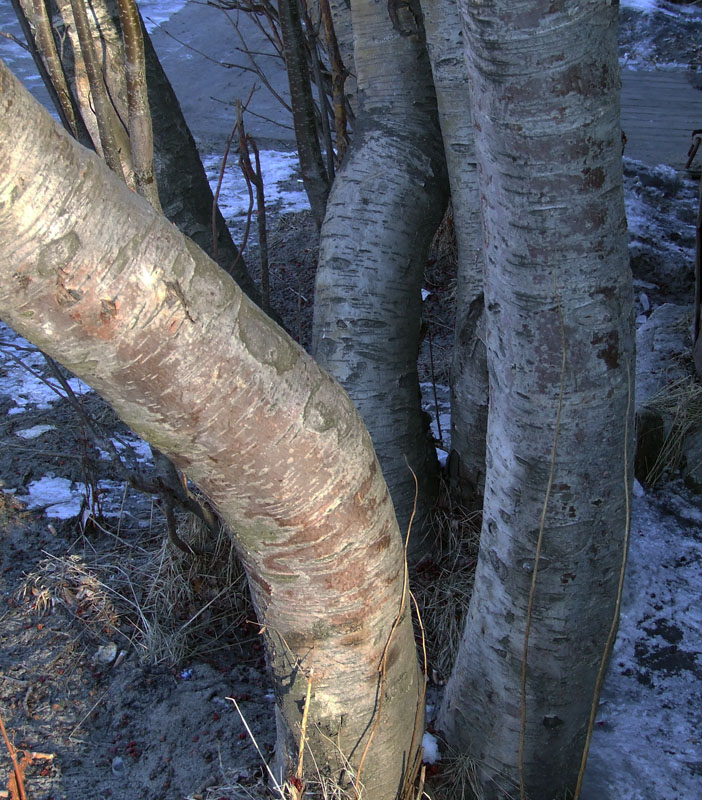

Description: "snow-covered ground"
1 2 701 799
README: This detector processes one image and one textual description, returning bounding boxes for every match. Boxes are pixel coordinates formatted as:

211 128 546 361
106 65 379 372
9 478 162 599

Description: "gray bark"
438 2 635 798
420 0 488 509
279 0 330 228
312 0 449 559
0 58 422 800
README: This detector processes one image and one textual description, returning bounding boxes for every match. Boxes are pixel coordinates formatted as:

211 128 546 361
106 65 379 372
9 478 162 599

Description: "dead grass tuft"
412 489 481 683
18 553 122 635
645 375 702 485
16 512 250 665
434 752 482 800
131 514 250 664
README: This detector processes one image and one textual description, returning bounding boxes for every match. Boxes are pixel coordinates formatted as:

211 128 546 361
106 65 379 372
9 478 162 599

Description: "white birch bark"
438 3 635 797
420 0 488 509
312 0 449 558
19 0 257 295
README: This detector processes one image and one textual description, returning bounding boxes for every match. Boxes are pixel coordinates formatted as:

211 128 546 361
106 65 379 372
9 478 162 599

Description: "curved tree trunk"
0 59 422 800
17 0 258 298
438 2 635 798
420 0 488 510
312 0 448 559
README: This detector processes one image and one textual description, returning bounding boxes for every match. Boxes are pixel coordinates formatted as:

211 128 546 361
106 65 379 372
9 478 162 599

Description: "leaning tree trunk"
312 0 448 559
0 59 423 800
420 0 488 510
16 0 259 298
438 3 635 798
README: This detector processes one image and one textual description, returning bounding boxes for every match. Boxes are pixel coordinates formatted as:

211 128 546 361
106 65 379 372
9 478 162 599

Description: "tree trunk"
438 2 635 798
17 0 258 298
278 0 330 228
420 0 488 510
0 59 422 800
312 0 449 559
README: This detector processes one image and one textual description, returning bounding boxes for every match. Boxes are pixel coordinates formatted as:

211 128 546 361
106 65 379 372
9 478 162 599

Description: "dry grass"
16 511 251 665
644 375 702 485
433 750 521 800
18 552 123 636
434 752 481 800
133 514 249 664
411 490 481 683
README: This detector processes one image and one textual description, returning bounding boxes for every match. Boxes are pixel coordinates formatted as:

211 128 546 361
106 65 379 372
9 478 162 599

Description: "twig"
235 101 271 312
68 687 112 740
228 696 285 797
212 120 239 266
293 670 314 796
212 97 295 131
0 30 29 51
0 707 27 800
319 0 349 163
219 4 292 112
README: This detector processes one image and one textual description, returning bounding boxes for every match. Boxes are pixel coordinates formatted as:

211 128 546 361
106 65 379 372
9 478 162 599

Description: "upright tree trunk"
439 3 635 798
0 59 422 800
312 0 449 559
420 0 488 509
16 0 258 298
278 0 330 228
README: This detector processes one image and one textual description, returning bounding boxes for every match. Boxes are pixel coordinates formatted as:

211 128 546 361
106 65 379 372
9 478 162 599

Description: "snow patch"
0 322 91 414
203 150 310 237
16 475 83 519
15 424 56 440
422 732 440 765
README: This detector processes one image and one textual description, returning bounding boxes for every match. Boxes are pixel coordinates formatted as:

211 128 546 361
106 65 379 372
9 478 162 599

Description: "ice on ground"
621 0 682 18
422 732 440 765
15 424 56 440
137 0 189 32
203 149 310 237
621 0 657 13
0 322 92 414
